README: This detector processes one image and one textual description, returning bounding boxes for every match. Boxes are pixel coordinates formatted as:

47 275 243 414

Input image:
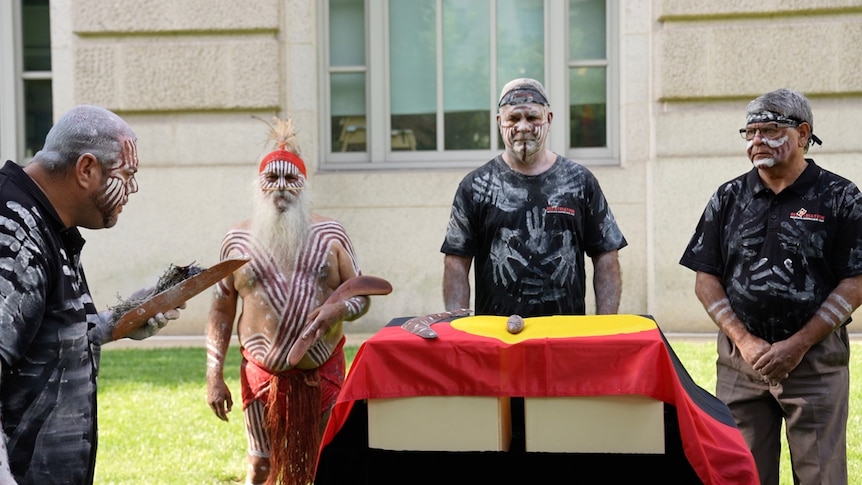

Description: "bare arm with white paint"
592 250 622 314
443 254 472 312
753 274 862 382
694 271 771 367
206 275 239 422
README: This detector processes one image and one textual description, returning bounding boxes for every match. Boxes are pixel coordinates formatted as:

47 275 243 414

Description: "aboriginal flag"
316 314 758 485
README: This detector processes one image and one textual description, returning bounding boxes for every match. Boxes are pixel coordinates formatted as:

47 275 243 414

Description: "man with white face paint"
680 88 862 485
441 78 627 318
0 105 183 484
206 117 369 485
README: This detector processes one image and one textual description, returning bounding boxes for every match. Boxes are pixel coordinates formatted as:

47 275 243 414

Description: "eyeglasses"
739 122 798 141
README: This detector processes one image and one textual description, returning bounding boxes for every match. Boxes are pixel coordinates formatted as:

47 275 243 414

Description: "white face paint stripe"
98 139 139 218
534 122 549 141
102 177 125 209
123 139 139 171
259 160 305 192
764 135 788 148
753 158 776 169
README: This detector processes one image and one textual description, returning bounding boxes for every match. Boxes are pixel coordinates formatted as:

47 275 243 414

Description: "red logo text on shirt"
547 206 576 216
789 208 825 222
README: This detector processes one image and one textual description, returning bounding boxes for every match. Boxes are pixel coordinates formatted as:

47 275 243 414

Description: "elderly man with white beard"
205 117 370 485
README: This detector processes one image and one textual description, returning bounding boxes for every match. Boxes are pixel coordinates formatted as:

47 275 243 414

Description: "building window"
0 0 52 163
322 0 617 169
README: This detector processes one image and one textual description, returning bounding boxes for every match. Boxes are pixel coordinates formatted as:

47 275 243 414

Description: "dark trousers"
716 327 850 485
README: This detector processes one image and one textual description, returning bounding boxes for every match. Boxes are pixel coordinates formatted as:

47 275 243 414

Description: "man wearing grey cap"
441 78 627 318
680 88 862 484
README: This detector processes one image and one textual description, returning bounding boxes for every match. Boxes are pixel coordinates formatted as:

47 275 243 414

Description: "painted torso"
221 220 359 371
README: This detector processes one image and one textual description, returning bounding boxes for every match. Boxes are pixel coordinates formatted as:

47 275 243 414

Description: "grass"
94 342 860 484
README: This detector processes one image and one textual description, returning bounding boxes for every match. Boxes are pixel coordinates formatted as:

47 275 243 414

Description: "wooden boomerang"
111 258 249 340
400 308 473 339
285 275 393 367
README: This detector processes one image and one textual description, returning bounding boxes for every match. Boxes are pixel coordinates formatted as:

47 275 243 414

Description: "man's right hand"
207 376 233 422
734 333 771 369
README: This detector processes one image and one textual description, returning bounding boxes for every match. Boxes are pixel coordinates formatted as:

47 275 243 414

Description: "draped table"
315 314 758 485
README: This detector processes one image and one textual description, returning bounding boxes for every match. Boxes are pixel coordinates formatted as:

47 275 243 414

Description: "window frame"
0 1 23 164
0 0 52 164
319 0 619 170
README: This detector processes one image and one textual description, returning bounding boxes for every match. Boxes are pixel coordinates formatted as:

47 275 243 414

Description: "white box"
524 395 665 453
367 396 511 451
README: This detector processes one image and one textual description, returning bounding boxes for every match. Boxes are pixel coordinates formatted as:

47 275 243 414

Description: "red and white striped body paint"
218 220 360 371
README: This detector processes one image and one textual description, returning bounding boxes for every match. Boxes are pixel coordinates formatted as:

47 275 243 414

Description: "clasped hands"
740 336 805 386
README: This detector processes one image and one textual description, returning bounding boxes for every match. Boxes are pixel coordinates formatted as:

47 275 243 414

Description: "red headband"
258 149 307 177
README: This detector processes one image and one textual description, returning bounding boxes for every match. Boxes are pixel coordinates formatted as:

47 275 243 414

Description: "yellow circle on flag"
450 314 656 344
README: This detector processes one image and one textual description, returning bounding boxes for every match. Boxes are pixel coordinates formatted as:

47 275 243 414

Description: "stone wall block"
74 40 281 111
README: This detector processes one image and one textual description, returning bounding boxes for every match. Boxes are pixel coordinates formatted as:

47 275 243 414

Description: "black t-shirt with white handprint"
442 155 627 317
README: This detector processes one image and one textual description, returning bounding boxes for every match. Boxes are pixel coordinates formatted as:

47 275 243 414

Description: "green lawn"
94 341 860 484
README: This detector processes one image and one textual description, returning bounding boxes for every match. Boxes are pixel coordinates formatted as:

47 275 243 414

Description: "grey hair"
746 89 817 150
34 105 136 173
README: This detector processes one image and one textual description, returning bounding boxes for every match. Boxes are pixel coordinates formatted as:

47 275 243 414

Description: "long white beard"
249 186 312 270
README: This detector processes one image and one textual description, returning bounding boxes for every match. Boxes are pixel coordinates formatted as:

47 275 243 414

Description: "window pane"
322 0 613 165
24 80 52 158
443 0 491 150
329 0 366 153
331 73 366 152
390 0 436 151
22 0 51 71
569 66 606 148
496 0 544 90
329 0 365 66
569 0 605 60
